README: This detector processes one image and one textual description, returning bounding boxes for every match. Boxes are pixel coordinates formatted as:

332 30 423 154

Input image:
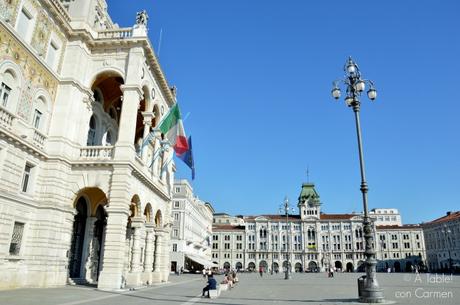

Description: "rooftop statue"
136 10 149 27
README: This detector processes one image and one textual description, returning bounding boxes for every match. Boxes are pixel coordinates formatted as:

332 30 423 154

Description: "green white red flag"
159 103 189 155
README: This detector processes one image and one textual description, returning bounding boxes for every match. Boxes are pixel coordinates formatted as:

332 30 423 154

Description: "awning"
185 253 217 268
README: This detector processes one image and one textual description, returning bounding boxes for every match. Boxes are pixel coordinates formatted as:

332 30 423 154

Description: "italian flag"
159 103 189 155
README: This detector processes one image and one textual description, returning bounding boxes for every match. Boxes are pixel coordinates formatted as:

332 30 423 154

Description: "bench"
209 289 220 299
219 283 229 291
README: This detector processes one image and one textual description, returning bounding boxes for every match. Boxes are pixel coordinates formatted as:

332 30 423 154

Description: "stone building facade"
212 183 427 273
0 0 178 290
170 180 214 273
375 225 426 272
422 211 460 272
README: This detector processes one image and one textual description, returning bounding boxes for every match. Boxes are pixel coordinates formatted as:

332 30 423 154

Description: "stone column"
152 229 169 283
143 224 155 284
97 166 130 290
124 217 143 287
160 229 171 282
84 217 97 284
115 84 143 160
140 111 154 162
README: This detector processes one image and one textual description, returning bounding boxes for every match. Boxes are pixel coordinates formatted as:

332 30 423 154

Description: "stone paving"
0 272 458 305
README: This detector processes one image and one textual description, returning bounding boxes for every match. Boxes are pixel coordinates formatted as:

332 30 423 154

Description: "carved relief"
31 11 52 57
0 24 58 103
0 0 20 24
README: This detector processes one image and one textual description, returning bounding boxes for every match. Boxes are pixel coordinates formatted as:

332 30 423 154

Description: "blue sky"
108 0 460 224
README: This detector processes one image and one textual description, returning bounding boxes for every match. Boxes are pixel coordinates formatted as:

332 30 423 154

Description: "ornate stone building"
170 180 214 273
212 183 427 273
0 0 178 290
422 211 460 272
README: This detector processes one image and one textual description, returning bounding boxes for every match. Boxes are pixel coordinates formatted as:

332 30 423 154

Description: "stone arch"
235 262 243 271
334 261 342 270
69 188 108 282
87 71 124 146
223 262 230 270
154 210 163 228
152 104 160 128
346 262 354 272
88 68 125 89
272 262 279 273
259 260 268 272
308 261 318 272
247 262 256 271
144 203 153 223
294 262 302 272
130 195 141 217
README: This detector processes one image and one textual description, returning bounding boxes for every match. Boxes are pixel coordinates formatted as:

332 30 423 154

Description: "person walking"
259 266 263 277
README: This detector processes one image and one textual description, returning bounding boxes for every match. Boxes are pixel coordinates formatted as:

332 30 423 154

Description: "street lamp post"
441 225 452 273
280 197 294 280
331 57 384 303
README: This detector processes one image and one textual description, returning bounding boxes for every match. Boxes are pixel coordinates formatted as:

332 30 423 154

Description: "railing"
0 106 15 129
80 146 114 159
32 129 46 149
97 28 133 39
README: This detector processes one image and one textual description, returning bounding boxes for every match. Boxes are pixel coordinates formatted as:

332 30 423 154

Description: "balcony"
79 146 114 159
0 107 14 130
97 28 133 39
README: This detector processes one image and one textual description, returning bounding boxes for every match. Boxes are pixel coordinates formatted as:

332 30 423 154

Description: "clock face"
151 88 156 100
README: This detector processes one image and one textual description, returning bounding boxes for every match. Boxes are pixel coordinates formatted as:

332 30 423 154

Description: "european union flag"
178 136 195 180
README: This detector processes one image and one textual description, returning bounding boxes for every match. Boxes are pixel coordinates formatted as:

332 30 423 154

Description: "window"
173 229 178 237
174 213 179 221
9 222 25 256
16 8 33 41
0 83 11 107
174 201 180 208
21 163 34 193
175 187 180 193
172 243 177 252
33 109 42 129
45 41 59 69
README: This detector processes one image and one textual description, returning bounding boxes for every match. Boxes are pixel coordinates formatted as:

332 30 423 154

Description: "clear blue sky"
108 0 460 225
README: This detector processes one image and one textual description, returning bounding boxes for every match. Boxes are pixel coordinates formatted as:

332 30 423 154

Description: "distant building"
375 225 426 272
422 211 460 272
370 208 402 226
170 180 214 273
211 182 428 273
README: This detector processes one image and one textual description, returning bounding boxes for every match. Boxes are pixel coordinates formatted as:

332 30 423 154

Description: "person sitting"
227 273 234 288
232 270 238 283
202 273 217 298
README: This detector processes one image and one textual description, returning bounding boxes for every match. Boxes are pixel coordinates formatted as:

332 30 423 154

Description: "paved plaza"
0 273 458 305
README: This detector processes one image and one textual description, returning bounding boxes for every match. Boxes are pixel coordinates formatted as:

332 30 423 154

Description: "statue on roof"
136 10 149 27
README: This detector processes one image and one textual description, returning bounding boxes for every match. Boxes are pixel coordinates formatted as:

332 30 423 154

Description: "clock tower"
297 183 321 220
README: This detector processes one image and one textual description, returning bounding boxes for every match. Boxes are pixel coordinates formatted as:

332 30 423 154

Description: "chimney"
446 211 452 216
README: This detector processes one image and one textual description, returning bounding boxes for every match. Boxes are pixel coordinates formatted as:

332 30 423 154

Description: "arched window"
0 69 18 113
87 115 97 146
32 96 46 130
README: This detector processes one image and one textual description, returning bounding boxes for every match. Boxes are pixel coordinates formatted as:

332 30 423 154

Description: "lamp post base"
359 287 385 303
357 275 385 303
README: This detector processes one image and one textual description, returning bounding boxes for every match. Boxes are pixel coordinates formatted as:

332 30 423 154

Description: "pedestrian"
202 273 217 298
259 266 263 277
202 268 206 278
